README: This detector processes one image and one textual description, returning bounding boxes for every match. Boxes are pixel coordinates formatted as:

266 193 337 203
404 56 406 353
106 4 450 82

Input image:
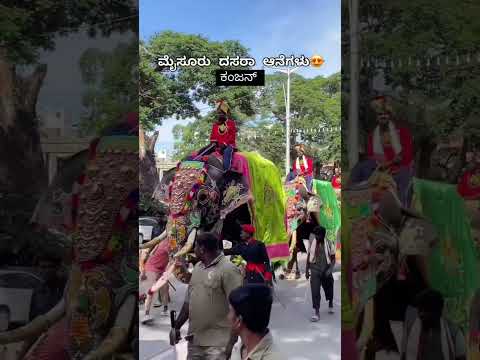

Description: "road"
139 253 341 360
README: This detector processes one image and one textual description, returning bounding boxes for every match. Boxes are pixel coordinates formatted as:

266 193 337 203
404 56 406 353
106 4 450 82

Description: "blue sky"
140 0 341 152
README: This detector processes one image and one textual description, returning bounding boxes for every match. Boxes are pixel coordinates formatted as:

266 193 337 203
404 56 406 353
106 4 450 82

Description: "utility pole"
286 68 293 175
349 0 360 168
267 66 299 175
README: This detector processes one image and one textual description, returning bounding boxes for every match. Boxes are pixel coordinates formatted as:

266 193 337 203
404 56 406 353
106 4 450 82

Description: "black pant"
187 143 234 171
310 265 334 310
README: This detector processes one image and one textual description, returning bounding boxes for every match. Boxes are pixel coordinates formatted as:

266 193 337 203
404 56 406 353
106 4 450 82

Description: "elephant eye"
197 189 209 205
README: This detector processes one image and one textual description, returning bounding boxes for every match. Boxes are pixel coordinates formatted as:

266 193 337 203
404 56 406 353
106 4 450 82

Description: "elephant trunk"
82 295 136 360
211 218 224 236
0 299 65 344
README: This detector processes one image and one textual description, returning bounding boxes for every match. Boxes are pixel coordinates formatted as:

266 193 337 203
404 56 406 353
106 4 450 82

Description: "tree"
140 31 256 130
257 72 341 164
0 1 137 195
0 2 137 264
79 40 138 135
342 0 480 171
172 72 341 169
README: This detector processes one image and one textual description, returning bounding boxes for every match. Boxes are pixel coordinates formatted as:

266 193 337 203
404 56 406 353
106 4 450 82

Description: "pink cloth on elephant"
231 152 250 181
25 318 69 360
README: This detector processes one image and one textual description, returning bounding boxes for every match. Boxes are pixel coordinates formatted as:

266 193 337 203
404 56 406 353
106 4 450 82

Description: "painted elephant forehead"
73 138 138 262
169 165 205 214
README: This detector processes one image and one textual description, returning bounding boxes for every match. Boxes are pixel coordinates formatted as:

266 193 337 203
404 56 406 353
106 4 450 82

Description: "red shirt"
293 156 314 177
367 125 414 170
332 175 341 189
210 119 237 147
458 169 480 199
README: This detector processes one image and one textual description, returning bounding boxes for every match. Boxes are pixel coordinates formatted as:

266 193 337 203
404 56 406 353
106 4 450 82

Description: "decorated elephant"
0 119 139 359
281 176 323 278
343 168 438 357
153 151 290 283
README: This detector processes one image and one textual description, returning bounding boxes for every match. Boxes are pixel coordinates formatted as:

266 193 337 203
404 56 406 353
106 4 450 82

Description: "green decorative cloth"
241 152 289 263
313 180 341 244
413 178 480 332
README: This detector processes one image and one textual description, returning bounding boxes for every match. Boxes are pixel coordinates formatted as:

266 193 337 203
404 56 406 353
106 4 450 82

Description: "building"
155 150 177 181
38 108 92 184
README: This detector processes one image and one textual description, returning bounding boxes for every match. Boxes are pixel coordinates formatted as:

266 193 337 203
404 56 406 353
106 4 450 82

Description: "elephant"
282 176 323 278
0 123 139 359
152 151 290 283
344 168 438 356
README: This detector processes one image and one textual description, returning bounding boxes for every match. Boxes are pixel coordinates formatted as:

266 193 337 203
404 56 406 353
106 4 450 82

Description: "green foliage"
141 31 340 169
171 72 341 168
79 41 138 134
258 72 341 164
139 192 167 217
140 31 256 129
0 1 137 64
344 0 480 148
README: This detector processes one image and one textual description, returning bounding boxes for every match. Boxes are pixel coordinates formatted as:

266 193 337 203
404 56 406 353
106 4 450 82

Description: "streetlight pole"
266 66 299 175
286 68 292 176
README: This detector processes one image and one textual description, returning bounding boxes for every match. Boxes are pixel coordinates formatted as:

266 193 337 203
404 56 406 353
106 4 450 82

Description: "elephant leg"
286 231 298 274
83 295 136 360
24 317 69 360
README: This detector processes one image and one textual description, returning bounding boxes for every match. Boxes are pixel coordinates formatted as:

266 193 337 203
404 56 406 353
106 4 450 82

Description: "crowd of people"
138 100 341 359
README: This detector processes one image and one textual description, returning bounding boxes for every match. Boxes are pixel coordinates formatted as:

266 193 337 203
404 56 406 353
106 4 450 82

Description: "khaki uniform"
186 253 243 359
241 331 283 360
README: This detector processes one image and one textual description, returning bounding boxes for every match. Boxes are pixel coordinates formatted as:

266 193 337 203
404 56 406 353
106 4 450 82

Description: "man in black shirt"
224 224 273 285
306 225 335 322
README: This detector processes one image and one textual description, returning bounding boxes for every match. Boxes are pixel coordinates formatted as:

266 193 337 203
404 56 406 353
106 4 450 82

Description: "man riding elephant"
287 143 315 192
152 146 290 288
188 100 237 171
350 95 414 207
367 95 414 206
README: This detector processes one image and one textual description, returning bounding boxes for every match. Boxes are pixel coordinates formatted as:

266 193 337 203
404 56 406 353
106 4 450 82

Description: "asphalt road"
139 253 341 360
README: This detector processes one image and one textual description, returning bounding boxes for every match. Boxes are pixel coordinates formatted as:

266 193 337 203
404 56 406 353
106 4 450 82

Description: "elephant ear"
219 171 251 219
285 182 307 234
153 166 176 204
399 217 438 257
31 150 89 233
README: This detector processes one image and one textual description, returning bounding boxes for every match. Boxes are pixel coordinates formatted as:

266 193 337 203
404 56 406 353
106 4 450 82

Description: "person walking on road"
401 289 466 360
139 231 170 324
170 232 243 360
224 224 273 285
228 284 284 360
306 225 336 322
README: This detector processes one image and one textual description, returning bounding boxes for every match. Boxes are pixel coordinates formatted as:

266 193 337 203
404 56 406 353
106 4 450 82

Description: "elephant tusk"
82 295 136 360
139 230 167 250
174 228 197 258
289 230 297 253
0 299 65 344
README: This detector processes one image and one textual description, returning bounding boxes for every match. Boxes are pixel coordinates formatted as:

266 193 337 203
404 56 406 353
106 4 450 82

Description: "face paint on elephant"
160 154 256 282
164 160 225 281
0 128 140 360
30 150 89 233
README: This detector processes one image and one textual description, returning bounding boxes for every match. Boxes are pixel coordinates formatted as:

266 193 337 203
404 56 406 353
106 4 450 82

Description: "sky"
36 31 135 128
139 0 341 154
